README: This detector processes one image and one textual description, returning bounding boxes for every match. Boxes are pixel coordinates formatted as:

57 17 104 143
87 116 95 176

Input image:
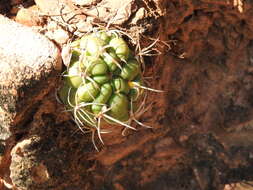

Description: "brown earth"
1 0 253 190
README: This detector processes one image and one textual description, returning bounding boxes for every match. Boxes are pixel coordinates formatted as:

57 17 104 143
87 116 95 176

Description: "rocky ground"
1 0 253 190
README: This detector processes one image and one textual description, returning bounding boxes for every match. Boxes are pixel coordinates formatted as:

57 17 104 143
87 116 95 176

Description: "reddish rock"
15 6 43 27
10 137 50 190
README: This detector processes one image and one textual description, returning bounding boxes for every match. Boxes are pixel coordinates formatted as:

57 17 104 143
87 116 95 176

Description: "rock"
72 0 99 6
46 20 58 31
52 28 70 44
8 115 82 190
34 0 79 21
35 0 86 33
35 0 65 15
15 6 43 27
10 137 50 190
104 0 136 24
130 7 146 25
74 20 93 34
44 20 70 45
0 15 62 140
86 0 136 25
45 28 70 45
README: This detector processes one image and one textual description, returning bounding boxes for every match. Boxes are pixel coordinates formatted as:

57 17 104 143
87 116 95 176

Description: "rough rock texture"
10 137 50 190
85 0 137 25
15 6 42 26
34 0 88 23
72 0 100 6
163 0 253 141
2 0 253 190
0 15 61 139
34 0 138 37
34 0 70 15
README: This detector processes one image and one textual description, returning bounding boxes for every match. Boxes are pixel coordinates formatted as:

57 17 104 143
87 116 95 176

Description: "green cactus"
57 30 159 150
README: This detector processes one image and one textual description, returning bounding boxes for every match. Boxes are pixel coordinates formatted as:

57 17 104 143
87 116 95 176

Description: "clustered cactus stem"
57 29 161 151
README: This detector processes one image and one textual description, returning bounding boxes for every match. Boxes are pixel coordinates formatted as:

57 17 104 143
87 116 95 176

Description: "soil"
1 0 253 190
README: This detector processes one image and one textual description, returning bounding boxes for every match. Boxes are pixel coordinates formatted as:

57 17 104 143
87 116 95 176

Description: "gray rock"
0 15 62 140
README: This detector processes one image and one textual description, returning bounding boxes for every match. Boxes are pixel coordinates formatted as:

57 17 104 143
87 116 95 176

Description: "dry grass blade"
55 87 63 104
91 129 99 151
133 82 164 92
